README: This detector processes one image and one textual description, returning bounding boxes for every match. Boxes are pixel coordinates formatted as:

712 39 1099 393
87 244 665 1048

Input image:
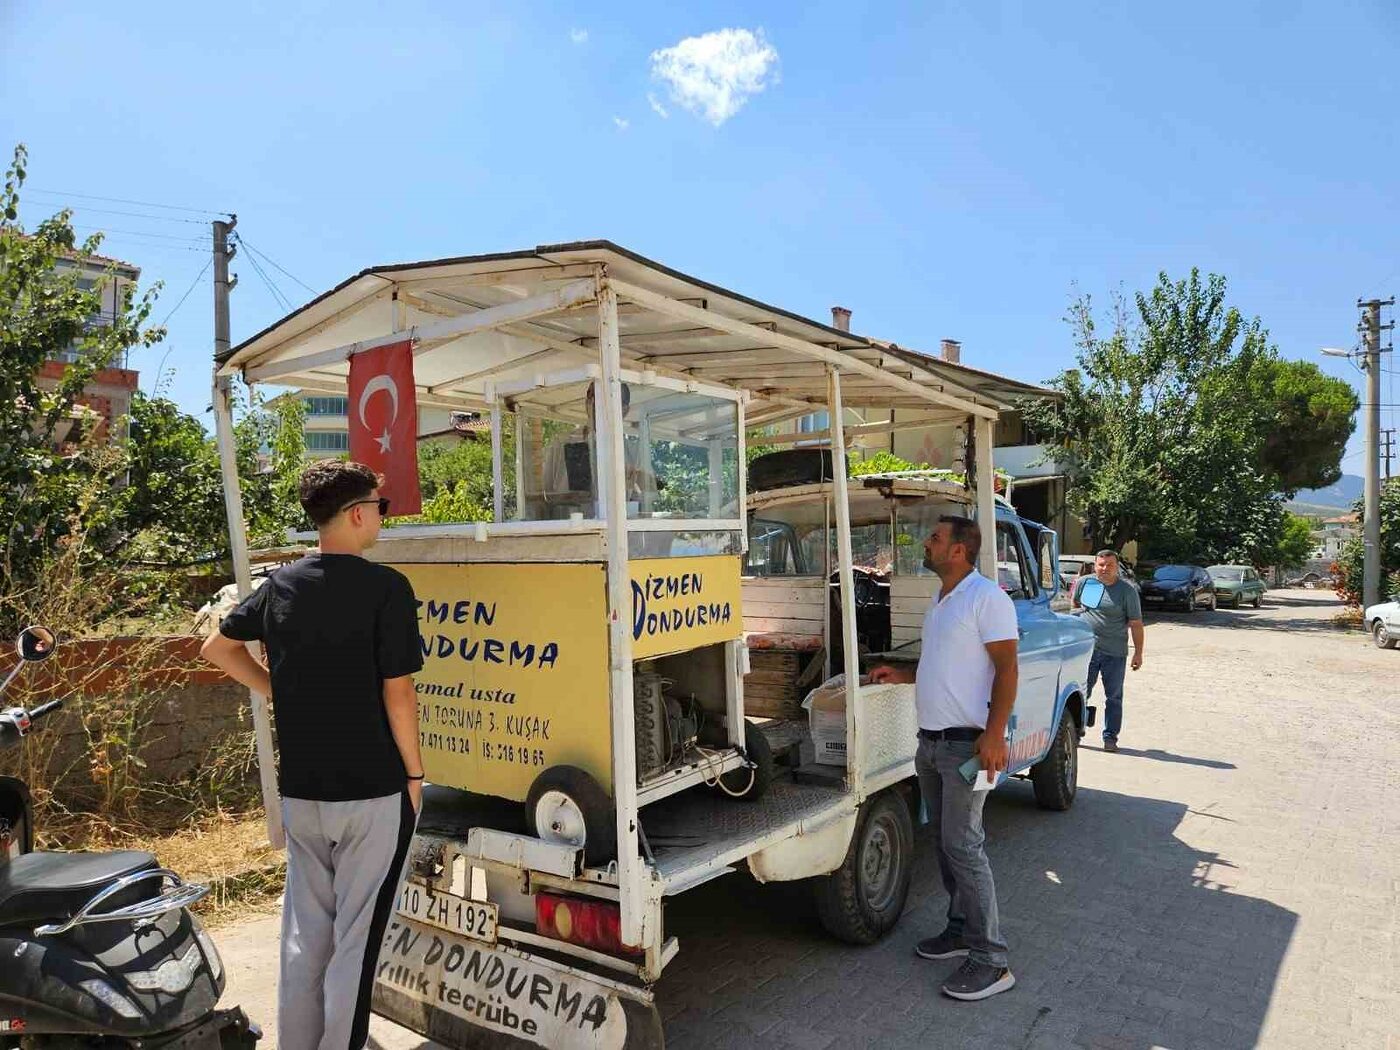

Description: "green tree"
1024 270 1295 565
1254 359 1358 496
1336 478 1400 606
0 144 162 601
118 392 227 562
1273 511 1316 572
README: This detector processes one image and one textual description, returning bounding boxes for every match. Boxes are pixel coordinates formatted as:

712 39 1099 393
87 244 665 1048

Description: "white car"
1364 597 1399 650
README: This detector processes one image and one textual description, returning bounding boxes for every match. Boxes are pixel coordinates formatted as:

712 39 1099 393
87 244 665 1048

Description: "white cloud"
649 27 779 127
613 116 630 131
570 28 588 44
647 92 669 119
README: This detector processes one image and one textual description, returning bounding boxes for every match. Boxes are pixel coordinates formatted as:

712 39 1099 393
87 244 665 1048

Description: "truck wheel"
525 766 616 867
1374 621 1398 650
1030 714 1078 811
717 721 774 802
813 791 913 945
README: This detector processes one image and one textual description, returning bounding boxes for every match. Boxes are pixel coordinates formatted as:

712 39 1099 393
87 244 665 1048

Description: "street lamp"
1319 347 1353 358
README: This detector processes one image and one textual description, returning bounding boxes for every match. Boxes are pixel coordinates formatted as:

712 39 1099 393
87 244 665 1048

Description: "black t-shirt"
220 554 424 801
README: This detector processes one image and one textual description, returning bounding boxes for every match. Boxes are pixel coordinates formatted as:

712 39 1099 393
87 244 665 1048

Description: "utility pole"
213 216 238 359
1358 298 1394 609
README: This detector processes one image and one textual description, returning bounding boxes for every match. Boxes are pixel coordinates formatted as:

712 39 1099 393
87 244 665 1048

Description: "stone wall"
0 635 254 787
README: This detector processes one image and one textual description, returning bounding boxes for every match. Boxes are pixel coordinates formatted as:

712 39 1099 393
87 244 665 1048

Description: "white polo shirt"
914 570 1020 731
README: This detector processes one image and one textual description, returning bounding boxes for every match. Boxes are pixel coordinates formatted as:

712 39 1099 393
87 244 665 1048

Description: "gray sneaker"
914 930 969 960
941 959 1016 1001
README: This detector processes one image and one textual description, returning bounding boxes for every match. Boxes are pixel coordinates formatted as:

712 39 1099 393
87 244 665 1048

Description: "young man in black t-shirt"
202 460 424 1050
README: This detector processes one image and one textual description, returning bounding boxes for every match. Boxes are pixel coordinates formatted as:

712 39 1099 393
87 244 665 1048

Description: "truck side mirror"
17 625 57 663
1037 533 1058 598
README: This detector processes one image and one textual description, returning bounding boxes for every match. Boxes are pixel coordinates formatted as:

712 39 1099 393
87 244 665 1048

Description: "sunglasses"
344 497 391 517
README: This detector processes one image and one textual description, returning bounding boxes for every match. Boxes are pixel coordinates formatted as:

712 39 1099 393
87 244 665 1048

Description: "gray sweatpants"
279 792 417 1050
915 735 1009 968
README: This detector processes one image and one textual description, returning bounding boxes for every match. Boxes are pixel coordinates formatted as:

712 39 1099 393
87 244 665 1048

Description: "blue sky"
4 1 1398 475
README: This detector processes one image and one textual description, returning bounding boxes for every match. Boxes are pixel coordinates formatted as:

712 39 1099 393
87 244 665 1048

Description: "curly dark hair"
299 460 380 527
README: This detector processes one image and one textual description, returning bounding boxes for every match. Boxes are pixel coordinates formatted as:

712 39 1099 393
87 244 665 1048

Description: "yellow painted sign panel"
629 555 742 659
398 562 612 802
398 554 742 803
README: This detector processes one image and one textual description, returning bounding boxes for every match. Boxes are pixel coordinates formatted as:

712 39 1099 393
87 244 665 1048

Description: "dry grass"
1333 606 1364 629
67 808 287 927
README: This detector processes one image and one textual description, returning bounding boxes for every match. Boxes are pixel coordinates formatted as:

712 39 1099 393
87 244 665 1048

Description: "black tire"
1030 713 1078 811
718 721 775 802
525 766 616 867
1185 593 1195 613
1374 621 1398 650
813 791 914 945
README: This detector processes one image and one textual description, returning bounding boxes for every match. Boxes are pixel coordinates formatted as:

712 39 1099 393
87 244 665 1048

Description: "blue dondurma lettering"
419 635 559 669
631 574 732 641
418 599 498 627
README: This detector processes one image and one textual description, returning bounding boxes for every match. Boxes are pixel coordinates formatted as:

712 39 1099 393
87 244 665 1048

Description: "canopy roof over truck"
217 240 1053 429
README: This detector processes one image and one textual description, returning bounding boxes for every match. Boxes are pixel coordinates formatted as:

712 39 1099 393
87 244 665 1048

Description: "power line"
236 235 316 295
150 257 215 396
157 257 213 329
27 187 228 217
239 240 293 313
71 224 207 244
29 201 209 225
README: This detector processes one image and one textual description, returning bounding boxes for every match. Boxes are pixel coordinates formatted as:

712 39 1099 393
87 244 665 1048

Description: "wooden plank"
740 580 827 602
740 600 826 622
742 616 824 635
748 651 801 671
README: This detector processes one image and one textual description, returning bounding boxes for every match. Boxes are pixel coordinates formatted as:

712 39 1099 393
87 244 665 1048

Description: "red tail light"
535 892 641 956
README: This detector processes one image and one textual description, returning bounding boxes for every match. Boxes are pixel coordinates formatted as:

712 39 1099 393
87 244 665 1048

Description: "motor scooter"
0 625 260 1049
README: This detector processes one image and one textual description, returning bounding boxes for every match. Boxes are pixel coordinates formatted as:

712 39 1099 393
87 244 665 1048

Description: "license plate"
1145 595 1164 602
397 880 498 945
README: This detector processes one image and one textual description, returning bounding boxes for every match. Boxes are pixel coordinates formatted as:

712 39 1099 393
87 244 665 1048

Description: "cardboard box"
805 675 860 766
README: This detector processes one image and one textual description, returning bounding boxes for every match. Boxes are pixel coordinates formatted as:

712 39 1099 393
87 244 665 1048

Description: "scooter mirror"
17 625 57 662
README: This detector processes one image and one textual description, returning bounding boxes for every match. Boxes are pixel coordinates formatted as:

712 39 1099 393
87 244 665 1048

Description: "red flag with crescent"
347 339 421 516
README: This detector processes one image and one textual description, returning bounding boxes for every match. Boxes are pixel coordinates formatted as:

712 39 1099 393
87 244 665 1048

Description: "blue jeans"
1087 648 1127 740
914 736 1009 968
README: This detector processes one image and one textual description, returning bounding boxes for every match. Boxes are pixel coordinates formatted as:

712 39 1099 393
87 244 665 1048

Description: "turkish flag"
347 339 422 516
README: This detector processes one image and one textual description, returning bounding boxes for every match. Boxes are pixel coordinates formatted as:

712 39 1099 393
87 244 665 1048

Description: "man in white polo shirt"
871 514 1019 1001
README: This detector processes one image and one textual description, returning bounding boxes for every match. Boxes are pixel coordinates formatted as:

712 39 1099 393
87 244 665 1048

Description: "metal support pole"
1360 299 1393 609
597 279 648 948
212 215 283 848
974 416 997 580
828 367 864 802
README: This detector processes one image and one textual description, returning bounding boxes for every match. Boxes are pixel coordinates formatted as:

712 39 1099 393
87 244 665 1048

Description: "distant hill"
1289 474 1363 512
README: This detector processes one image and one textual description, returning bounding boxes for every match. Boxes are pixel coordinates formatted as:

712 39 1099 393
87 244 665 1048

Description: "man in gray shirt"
1071 550 1144 753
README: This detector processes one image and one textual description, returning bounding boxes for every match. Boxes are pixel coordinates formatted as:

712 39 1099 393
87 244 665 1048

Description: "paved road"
218 589 1400 1049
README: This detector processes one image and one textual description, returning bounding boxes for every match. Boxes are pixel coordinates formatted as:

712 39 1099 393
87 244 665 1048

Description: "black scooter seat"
0 850 159 928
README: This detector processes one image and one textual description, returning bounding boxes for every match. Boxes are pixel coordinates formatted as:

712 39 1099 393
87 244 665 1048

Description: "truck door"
994 515 1061 772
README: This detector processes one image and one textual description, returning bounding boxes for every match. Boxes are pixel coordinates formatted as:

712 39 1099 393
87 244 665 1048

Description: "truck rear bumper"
373 917 663 1050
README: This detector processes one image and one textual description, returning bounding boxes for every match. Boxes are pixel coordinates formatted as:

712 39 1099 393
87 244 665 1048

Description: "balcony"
993 443 1066 480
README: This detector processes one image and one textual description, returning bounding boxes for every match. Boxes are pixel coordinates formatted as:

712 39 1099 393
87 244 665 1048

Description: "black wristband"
406 773 425 781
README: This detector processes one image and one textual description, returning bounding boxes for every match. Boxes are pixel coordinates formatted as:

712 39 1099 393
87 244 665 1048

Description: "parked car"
1364 596 1399 649
1058 554 1139 593
1140 564 1217 612
1208 564 1267 608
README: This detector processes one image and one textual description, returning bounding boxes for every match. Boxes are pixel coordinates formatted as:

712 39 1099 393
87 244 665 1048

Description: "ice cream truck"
213 241 1094 1049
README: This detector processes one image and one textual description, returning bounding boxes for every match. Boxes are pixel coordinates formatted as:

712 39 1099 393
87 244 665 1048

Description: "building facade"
35 251 141 448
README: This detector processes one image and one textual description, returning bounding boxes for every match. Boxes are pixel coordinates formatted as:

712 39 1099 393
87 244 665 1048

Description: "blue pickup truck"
742 466 1096 815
